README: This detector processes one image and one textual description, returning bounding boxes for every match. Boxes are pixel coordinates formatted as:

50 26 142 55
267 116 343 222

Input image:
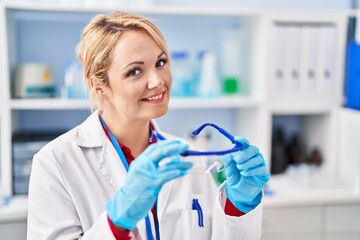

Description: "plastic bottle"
171 51 193 97
198 52 221 97
271 127 288 174
190 51 203 97
62 60 87 99
220 29 245 95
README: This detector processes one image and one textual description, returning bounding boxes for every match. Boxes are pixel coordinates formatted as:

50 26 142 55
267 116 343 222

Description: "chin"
152 106 168 119
149 105 169 119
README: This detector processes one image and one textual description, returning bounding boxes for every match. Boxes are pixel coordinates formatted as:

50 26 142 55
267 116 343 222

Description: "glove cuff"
226 190 263 214
105 189 138 230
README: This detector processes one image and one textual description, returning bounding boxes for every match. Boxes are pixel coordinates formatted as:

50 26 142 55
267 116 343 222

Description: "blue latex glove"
106 140 193 230
221 136 270 213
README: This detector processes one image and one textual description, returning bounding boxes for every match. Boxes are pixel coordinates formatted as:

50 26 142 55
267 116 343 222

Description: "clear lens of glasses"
204 157 224 174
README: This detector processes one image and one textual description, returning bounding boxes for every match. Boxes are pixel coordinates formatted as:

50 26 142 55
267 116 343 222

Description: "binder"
345 41 360 110
299 25 319 95
316 25 337 96
283 24 301 95
270 23 286 96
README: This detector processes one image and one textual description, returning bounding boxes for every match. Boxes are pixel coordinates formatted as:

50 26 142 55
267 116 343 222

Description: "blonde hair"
77 11 169 111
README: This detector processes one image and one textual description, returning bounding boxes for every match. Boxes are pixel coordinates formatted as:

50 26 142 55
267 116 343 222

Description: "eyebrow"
122 51 166 70
158 52 166 59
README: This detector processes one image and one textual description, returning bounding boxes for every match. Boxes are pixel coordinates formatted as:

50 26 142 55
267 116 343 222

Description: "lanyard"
99 115 159 240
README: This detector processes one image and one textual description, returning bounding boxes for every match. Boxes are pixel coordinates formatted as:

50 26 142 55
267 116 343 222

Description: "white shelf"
10 99 90 110
3 2 263 16
264 189 360 207
9 96 258 110
269 104 337 115
264 174 360 208
170 96 259 109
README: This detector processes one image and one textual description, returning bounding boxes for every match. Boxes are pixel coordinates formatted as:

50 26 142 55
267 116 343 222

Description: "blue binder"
345 41 360 110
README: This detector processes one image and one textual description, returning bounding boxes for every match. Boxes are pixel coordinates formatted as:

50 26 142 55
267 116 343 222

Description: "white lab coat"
27 111 263 240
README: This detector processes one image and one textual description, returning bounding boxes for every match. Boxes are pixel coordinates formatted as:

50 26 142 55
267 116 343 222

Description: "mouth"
141 91 166 103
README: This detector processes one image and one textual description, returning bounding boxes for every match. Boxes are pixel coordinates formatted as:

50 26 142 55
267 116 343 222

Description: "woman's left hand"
221 136 270 213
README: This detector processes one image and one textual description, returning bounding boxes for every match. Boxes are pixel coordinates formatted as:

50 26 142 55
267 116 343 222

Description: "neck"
100 112 150 158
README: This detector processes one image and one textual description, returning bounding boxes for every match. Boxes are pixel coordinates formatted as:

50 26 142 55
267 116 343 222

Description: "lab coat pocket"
181 197 211 240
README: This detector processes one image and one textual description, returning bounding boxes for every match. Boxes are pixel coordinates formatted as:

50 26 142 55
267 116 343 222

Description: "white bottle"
198 52 221 97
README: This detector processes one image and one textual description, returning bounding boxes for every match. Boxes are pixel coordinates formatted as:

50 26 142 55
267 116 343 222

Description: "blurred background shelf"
9 96 259 110
10 98 89 110
170 96 259 109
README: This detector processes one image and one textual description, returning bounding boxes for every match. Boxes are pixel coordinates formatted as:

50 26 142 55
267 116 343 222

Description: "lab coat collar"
75 110 127 190
76 110 103 148
76 110 163 148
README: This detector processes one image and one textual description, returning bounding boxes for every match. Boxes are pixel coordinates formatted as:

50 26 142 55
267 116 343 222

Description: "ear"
90 76 105 97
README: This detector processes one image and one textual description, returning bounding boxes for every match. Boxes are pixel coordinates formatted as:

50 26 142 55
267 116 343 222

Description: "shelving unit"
0 2 358 239
0 2 269 196
0 0 351 194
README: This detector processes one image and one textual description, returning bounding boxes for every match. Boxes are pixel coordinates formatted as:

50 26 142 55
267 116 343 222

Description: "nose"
147 71 164 89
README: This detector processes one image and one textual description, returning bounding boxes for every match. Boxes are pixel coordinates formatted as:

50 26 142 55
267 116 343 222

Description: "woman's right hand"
106 140 193 230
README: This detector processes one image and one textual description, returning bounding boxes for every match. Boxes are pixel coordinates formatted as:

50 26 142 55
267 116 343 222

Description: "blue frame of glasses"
149 123 243 156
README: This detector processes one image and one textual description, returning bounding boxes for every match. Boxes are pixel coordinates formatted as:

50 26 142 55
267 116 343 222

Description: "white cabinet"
324 236 360 240
324 204 360 238
0 220 27 240
0 195 27 240
338 108 360 191
262 203 360 240
262 206 322 239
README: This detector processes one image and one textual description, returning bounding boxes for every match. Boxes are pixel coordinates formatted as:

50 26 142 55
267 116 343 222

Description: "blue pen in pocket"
192 198 204 227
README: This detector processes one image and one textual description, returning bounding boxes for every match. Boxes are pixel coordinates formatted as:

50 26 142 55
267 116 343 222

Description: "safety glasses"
149 123 243 156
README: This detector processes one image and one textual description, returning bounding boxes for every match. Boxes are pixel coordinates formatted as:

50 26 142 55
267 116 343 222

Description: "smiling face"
101 30 172 123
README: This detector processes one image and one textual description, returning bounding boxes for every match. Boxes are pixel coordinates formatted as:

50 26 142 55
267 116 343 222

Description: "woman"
27 11 269 240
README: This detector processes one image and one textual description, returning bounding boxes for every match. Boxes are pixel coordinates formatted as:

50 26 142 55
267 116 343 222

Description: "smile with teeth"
144 92 163 101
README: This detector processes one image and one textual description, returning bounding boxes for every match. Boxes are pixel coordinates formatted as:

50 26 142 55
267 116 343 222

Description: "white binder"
299 25 319 96
283 24 302 95
270 23 286 97
316 25 337 96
